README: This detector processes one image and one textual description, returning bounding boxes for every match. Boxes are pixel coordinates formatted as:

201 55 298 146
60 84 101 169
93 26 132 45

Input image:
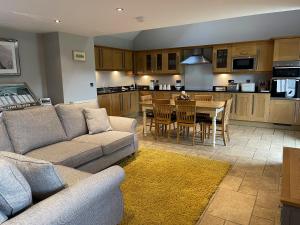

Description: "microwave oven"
232 57 256 71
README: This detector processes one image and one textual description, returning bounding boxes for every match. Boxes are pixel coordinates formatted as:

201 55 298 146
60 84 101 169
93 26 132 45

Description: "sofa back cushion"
0 159 32 217
3 106 67 154
55 101 99 139
0 152 65 200
0 118 13 152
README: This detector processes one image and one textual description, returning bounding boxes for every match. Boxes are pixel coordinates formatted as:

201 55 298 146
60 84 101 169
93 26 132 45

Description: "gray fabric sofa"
0 101 138 225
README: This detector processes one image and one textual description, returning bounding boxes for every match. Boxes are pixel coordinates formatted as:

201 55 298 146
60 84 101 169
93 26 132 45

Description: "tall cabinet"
273 38 300 61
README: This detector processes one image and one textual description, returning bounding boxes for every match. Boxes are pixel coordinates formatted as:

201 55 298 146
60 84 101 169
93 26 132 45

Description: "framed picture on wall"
72 50 86 62
0 39 21 76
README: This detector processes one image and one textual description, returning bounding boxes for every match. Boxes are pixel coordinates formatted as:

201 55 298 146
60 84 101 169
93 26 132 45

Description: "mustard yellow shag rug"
119 148 230 225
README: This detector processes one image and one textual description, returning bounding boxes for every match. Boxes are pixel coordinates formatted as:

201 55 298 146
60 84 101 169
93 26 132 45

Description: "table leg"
143 109 147 136
212 116 217 147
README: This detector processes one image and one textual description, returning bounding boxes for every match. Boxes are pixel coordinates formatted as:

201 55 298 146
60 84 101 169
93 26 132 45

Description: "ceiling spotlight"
54 19 61 23
116 8 124 12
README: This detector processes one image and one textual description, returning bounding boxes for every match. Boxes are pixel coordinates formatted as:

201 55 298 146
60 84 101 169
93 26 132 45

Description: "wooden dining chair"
153 99 176 140
171 94 180 101
200 98 233 146
140 95 155 132
175 100 198 145
193 95 213 101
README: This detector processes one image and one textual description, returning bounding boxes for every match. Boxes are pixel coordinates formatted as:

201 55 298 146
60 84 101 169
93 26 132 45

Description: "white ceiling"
0 0 299 37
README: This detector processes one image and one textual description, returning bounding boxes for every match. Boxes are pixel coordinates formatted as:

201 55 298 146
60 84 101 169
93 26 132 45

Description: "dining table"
140 99 225 147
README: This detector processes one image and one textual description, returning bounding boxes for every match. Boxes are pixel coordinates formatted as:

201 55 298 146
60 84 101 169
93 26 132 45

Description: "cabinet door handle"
252 95 255 115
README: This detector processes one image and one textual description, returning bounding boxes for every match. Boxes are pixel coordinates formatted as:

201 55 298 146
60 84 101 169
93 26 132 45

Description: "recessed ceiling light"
116 8 124 12
54 19 61 24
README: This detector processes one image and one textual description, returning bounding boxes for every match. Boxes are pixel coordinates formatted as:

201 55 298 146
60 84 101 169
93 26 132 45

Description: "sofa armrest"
109 116 137 133
4 166 125 225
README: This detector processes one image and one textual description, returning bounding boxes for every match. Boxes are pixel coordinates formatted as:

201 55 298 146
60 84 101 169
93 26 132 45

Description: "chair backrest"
222 98 233 126
175 100 196 124
194 95 213 101
140 94 152 102
153 99 173 123
171 94 180 101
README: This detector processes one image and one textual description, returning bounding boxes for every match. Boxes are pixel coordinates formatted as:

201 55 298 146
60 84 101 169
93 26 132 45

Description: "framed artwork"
73 50 86 61
0 39 20 76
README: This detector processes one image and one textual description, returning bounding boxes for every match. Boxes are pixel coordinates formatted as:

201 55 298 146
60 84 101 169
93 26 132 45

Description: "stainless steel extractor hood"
181 48 210 65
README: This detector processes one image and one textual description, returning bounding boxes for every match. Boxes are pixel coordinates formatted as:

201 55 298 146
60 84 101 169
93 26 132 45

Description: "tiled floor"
136 120 300 225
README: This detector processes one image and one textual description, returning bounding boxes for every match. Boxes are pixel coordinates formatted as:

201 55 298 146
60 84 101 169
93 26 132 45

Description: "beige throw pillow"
0 152 65 200
0 159 32 217
83 108 112 134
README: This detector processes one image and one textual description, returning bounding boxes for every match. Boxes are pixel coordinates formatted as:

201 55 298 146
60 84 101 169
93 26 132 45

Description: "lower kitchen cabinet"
295 101 300 125
234 93 253 121
250 94 270 122
269 100 296 125
97 92 139 117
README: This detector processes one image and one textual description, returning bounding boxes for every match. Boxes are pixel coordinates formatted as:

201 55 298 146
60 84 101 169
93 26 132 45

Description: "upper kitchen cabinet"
231 42 257 57
153 50 163 73
212 45 232 73
273 38 300 61
95 46 133 71
134 51 146 75
256 41 274 72
124 50 133 71
162 49 182 74
145 51 153 73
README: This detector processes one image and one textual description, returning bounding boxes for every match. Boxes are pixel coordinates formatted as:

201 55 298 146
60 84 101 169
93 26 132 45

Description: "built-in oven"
271 61 300 98
232 56 256 71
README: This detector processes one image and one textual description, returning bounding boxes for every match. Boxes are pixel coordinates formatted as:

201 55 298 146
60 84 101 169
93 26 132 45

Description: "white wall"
94 36 133 50
58 33 97 103
0 26 47 98
133 10 300 50
95 71 135 87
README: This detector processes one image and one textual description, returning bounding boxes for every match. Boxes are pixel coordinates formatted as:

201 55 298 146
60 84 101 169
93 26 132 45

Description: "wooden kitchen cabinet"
110 93 122 116
134 51 146 74
101 47 114 70
94 47 101 70
256 41 274 72
97 94 111 115
250 94 270 122
234 93 253 120
294 101 300 125
129 92 139 114
112 49 123 70
124 50 133 71
269 99 296 124
273 38 300 61
162 49 182 74
231 42 257 57
212 45 232 73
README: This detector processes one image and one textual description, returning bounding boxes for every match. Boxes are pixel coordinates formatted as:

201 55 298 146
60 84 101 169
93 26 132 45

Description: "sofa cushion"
0 159 32 217
55 165 91 186
0 118 13 152
55 101 99 140
0 152 65 200
3 106 67 154
26 141 103 168
83 108 112 134
73 131 134 155
0 211 7 224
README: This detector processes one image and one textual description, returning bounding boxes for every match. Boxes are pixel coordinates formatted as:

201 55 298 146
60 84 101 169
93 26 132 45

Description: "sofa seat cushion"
26 141 103 168
3 106 67 154
55 165 91 186
0 118 13 152
73 131 134 155
55 101 99 140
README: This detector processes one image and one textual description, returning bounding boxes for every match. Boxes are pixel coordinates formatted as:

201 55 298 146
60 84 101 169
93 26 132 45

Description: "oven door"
273 67 300 77
232 57 256 71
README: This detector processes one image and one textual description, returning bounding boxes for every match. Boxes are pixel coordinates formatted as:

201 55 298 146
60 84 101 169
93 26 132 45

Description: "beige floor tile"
206 189 256 225
198 214 225 225
256 191 281 210
224 221 242 225
219 175 243 191
252 205 276 221
249 216 273 225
